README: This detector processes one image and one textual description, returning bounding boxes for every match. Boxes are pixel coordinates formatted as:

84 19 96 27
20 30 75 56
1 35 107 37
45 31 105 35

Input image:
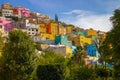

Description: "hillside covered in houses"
1 3 119 80
0 3 106 63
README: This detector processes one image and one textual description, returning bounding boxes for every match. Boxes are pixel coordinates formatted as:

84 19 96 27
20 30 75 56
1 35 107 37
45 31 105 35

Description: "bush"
36 64 65 80
95 67 113 78
70 65 96 80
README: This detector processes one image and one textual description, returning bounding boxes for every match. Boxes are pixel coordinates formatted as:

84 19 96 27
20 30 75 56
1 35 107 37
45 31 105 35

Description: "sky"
0 0 120 32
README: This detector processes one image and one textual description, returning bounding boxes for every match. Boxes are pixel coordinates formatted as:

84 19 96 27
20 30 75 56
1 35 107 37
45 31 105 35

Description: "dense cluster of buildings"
0 3 106 65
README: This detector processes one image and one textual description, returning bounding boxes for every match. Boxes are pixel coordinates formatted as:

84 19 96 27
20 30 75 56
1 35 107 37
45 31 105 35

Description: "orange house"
47 22 58 35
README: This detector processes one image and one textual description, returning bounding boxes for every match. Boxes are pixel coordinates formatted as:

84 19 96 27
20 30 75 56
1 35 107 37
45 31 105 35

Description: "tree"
0 30 36 80
102 9 120 79
73 45 87 64
36 50 66 80
70 65 95 80
37 50 65 64
55 14 58 22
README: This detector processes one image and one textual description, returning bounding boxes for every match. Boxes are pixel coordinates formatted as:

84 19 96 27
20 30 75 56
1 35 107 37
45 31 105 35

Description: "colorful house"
66 25 73 34
39 23 47 35
87 28 98 36
1 3 13 17
68 35 74 41
73 35 92 46
1 9 13 17
0 17 13 37
66 46 73 58
86 44 100 65
58 24 66 35
2 3 12 9
47 22 58 35
26 23 39 36
86 44 100 57
41 33 55 40
55 35 72 47
73 31 86 36
13 7 30 18
13 20 26 29
46 45 72 58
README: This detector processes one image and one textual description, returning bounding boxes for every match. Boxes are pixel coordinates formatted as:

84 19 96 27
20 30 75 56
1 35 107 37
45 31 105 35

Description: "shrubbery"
37 64 65 80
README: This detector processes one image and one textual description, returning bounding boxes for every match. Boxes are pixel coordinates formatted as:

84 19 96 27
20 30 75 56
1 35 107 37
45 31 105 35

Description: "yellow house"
73 35 91 46
41 33 55 40
47 34 55 40
87 29 98 36
39 23 47 35
66 25 73 34
66 47 72 58
58 24 66 35
79 36 91 45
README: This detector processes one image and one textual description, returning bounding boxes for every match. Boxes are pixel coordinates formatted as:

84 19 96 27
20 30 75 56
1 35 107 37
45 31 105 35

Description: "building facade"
87 29 98 36
58 24 66 35
55 35 72 47
47 22 58 35
73 35 92 46
13 7 30 18
1 9 13 17
2 3 12 9
86 44 100 57
0 17 13 37
39 23 47 35
26 23 39 36
46 45 72 58
66 25 73 34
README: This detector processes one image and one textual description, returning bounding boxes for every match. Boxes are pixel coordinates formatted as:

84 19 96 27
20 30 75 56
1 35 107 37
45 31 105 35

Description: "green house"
55 35 72 47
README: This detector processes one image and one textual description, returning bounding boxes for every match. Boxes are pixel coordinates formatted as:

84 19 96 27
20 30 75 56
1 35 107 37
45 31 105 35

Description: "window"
0 25 2 29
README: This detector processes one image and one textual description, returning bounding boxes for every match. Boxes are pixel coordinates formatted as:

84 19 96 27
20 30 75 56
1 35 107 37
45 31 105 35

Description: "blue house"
86 44 100 57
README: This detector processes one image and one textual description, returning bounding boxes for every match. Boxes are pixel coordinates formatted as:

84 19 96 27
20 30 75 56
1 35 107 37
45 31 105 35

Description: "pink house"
0 17 13 32
13 7 30 18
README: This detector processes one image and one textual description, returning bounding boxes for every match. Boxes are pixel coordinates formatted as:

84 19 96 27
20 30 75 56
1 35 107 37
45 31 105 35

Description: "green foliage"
50 19 55 22
35 42 42 51
0 30 36 80
37 50 65 64
37 64 65 80
95 67 113 78
70 65 96 80
36 50 66 80
102 9 120 78
73 45 87 64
